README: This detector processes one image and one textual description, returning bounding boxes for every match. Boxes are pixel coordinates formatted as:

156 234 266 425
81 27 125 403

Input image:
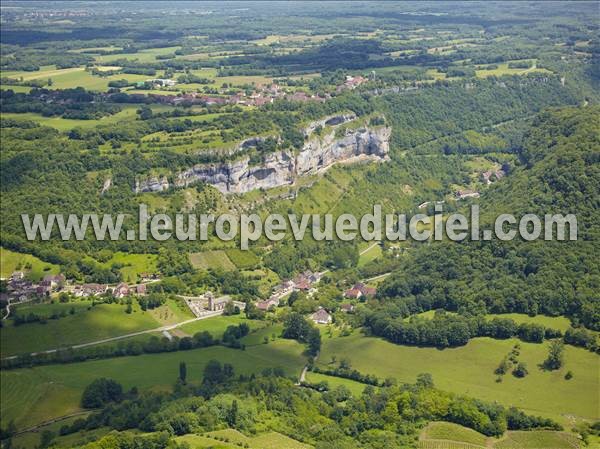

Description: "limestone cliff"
134 176 170 194
136 117 391 195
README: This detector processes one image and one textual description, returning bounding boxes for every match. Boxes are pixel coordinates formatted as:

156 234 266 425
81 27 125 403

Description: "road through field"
2 310 225 360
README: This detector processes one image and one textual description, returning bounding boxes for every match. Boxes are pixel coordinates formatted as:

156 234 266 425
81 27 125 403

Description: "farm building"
311 307 332 325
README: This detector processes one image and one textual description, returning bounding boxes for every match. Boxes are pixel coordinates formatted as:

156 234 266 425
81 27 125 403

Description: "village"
2 267 376 326
130 74 368 107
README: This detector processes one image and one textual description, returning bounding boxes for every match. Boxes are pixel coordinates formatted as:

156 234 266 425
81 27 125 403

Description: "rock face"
136 118 391 195
175 151 296 194
100 178 112 195
135 176 170 193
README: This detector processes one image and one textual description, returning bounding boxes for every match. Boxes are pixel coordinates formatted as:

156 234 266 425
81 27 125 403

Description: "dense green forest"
374 107 600 330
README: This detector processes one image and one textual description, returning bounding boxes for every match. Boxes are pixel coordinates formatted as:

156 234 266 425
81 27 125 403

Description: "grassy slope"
0 339 306 430
421 422 488 447
178 430 313 449
304 372 367 396
189 250 237 271
103 252 158 283
0 247 60 281
407 311 573 334
318 333 599 425
178 314 265 337
494 431 581 449
485 313 573 333
1 106 139 131
418 423 580 449
0 302 160 357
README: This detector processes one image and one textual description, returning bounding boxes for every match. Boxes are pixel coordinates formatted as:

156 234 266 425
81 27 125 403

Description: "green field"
224 248 261 269
407 311 573 334
0 247 60 281
418 424 580 449
0 301 160 357
304 372 367 396
1 106 139 131
177 429 313 449
1 65 149 91
421 422 488 447
178 314 265 338
494 431 581 449
317 333 599 425
94 46 181 64
0 84 32 93
485 313 573 333
103 251 158 282
0 339 306 430
8 414 105 449
189 250 237 271
148 298 195 326
358 242 383 266
475 61 552 78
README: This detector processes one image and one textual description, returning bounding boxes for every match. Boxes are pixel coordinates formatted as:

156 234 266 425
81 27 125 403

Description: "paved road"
2 297 34 321
2 310 224 360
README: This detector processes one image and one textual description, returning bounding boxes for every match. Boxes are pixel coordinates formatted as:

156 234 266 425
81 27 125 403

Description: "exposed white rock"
134 176 170 193
100 178 112 195
304 113 357 137
136 120 391 195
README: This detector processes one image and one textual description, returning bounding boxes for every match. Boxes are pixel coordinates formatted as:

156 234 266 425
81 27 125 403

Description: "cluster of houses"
139 83 330 108
255 270 323 311
3 268 157 305
133 79 178 90
481 169 506 185
336 75 367 92
183 291 246 317
124 72 377 108
72 282 146 298
5 272 66 301
344 282 377 300
253 274 374 326
455 189 480 200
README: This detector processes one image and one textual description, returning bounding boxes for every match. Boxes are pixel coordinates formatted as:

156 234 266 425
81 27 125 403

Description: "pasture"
94 46 181 64
178 429 313 449
418 422 580 449
2 104 173 131
148 298 195 326
224 248 261 269
1 65 149 91
317 333 599 425
420 422 488 447
0 247 60 281
102 251 158 282
1 106 138 131
406 311 573 334
494 431 581 449
0 339 306 430
475 61 552 78
304 372 367 396
189 250 237 271
178 314 265 338
0 301 160 357
0 85 32 93
358 242 383 266
485 313 573 333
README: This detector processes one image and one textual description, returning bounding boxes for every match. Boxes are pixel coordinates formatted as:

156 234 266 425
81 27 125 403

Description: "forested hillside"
375 107 600 332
